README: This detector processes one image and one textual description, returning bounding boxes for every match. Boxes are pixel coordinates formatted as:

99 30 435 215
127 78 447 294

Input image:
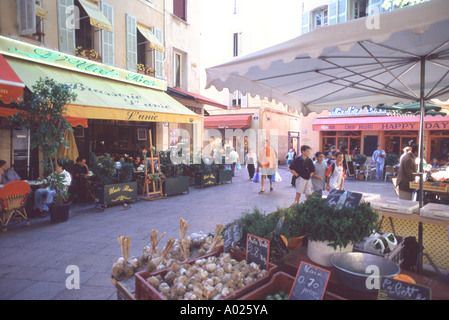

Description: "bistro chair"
0 180 31 232
384 166 397 182
360 164 376 180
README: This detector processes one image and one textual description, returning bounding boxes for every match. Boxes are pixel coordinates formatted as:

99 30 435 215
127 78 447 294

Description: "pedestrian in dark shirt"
289 145 315 203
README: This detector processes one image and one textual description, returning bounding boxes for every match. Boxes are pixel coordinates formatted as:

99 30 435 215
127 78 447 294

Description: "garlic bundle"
112 235 141 280
145 252 267 300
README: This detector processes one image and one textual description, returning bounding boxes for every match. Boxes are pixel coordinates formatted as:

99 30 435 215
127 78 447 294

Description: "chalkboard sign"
326 189 363 210
378 277 431 300
223 223 242 252
289 262 330 300
246 234 270 270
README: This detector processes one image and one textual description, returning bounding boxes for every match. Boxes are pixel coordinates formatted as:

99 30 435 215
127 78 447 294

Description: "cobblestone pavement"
0 165 397 300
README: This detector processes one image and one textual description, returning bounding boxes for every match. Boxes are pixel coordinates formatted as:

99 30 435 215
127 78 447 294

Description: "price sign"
289 262 330 300
223 223 242 252
246 234 270 270
378 277 431 300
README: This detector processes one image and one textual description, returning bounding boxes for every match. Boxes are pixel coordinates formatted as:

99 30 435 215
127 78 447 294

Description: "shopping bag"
237 163 242 170
226 165 231 170
271 171 282 182
253 171 260 183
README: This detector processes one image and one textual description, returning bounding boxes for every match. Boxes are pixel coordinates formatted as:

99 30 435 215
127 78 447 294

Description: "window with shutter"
17 0 36 36
153 27 164 79
102 2 114 66
126 14 137 72
57 0 75 54
173 0 187 21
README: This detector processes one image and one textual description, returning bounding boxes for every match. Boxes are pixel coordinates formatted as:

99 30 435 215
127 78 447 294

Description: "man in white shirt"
228 147 240 177
34 160 72 217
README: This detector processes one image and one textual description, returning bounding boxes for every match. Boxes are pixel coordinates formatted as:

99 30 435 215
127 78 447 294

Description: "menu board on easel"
246 234 270 270
289 262 330 300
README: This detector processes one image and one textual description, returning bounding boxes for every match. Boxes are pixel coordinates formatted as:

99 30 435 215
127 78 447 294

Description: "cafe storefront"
313 112 449 161
0 36 199 173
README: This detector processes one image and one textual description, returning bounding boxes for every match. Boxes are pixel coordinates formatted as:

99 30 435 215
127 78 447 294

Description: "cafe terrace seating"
0 180 31 232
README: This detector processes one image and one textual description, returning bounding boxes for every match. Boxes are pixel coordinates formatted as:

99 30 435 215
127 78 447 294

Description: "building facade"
299 0 448 162
0 0 208 177
199 0 303 164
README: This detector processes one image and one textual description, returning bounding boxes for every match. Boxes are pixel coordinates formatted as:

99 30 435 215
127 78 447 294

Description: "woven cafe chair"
0 180 31 232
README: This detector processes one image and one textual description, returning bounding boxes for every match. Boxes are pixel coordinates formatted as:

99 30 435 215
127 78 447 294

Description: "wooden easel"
143 130 165 201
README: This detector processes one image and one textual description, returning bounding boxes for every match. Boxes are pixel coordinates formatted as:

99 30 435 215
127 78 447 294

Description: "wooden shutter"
153 27 164 78
173 0 187 21
17 0 36 35
102 2 114 66
126 14 137 72
328 0 338 25
301 11 309 35
337 0 347 23
57 0 75 54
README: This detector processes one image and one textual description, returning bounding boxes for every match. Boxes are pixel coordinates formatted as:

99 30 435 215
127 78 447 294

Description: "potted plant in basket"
354 153 367 180
160 147 190 196
292 194 381 267
10 77 77 221
89 153 137 207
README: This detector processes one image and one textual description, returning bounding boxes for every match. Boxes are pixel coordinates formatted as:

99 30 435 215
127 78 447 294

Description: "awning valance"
6 58 198 124
137 24 165 53
313 115 449 132
0 107 88 128
78 0 113 32
204 114 252 129
167 87 227 109
0 54 24 104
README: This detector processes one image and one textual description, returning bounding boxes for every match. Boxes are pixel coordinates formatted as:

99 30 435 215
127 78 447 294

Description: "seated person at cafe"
34 160 72 217
72 157 89 201
0 160 21 184
133 156 141 169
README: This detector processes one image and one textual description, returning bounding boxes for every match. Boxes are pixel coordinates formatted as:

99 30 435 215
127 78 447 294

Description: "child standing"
289 145 315 203
326 152 346 191
312 151 327 192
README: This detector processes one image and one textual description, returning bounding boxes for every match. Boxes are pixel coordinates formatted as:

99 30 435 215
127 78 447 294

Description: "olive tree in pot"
10 77 77 221
292 194 381 267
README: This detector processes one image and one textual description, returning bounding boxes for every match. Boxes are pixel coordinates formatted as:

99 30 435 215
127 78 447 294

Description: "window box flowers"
137 63 156 75
74 46 101 62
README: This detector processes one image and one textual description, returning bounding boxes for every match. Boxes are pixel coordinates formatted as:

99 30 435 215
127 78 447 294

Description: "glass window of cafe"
322 131 361 155
430 131 449 162
384 131 418 157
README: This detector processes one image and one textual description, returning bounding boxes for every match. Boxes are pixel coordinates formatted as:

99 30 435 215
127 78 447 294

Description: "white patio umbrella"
206 0 449 273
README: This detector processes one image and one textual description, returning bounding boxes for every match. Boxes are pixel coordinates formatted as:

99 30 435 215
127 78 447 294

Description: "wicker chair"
0 180 31 232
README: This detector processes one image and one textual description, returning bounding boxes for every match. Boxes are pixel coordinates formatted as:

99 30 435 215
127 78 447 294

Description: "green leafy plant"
385 153 399 166
89 153 135 185
10 77 77 204
354 153 367 167
291 194 381 249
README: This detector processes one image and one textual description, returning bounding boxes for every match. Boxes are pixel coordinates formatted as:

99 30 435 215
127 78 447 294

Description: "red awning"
313 115 449 131
204 114 252 129
168 87 227 109
0 107 88 128
0 54 24 104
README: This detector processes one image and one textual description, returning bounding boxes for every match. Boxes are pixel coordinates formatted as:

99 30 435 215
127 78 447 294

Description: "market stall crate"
134 248 278 300
238 271 346 300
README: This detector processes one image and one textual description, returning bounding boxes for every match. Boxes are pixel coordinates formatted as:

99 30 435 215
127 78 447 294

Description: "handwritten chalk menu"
289 262 330 300
224 223 242 252
246 234 270 270
378 277 431 300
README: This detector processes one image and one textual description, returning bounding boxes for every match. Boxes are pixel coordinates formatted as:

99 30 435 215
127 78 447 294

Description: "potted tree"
292 194 381 267
10 77 77 221
354 153 367 180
